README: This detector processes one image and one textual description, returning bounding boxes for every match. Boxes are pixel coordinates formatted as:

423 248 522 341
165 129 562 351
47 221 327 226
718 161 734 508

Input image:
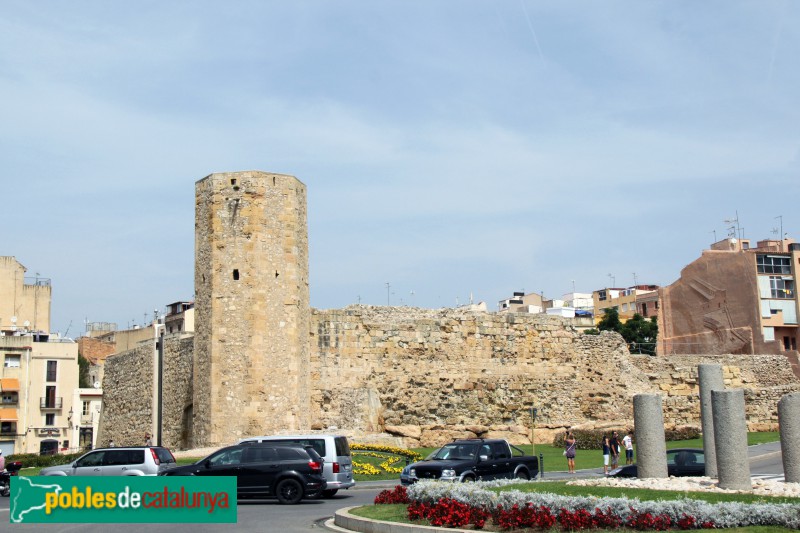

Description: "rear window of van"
334 437 350 456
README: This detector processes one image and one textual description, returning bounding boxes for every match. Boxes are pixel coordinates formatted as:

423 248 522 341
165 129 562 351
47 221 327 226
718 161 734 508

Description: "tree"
78 353 91 388
597 306 623 333
621 314 658 355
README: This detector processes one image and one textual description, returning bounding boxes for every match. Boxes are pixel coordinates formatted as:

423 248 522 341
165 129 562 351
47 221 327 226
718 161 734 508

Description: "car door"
238 447 280 496
473 443 497 480
72 450 106 476
194 447 244 488
490 442 514 479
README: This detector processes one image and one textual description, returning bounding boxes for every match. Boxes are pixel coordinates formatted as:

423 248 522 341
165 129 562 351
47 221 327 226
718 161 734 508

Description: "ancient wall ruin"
97 336 193 448
309 306 800 447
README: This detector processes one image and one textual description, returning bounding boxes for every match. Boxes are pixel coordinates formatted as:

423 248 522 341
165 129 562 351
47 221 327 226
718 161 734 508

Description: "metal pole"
157 328 164 446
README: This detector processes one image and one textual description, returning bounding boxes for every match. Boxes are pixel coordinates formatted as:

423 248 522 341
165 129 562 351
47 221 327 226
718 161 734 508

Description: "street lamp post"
530 407 538 456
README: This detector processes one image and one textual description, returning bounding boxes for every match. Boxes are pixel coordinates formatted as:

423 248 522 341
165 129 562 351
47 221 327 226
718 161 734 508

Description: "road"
0 443 788 531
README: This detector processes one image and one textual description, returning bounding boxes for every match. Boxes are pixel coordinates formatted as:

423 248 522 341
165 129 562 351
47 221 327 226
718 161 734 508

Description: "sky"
2 1 799 337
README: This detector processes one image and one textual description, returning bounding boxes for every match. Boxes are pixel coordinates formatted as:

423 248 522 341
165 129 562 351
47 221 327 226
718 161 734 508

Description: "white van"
238 434 354 497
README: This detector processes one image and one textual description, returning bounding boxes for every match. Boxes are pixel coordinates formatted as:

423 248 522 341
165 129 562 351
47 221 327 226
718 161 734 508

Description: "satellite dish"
93 381 101 389
730 238 738 243
23 320 30 327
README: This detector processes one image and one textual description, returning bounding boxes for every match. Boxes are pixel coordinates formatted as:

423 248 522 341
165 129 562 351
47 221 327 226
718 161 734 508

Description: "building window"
45 413 55 426
597 290 607 301
770 276 795 299
2 393 17 404
233 269 240 280
757 255 791 274
0 421 15 435
82 401 90 416
3 355 21 368
46 360 57 382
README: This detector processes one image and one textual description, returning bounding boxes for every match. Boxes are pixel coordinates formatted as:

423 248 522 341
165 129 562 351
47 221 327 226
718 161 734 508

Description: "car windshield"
432 443 478 460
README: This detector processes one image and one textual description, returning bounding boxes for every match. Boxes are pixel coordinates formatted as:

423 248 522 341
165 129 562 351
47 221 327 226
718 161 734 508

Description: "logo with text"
10 477 237 523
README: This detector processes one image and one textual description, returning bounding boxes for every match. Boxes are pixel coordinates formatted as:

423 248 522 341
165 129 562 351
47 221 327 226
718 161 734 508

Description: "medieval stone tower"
193 171 310 446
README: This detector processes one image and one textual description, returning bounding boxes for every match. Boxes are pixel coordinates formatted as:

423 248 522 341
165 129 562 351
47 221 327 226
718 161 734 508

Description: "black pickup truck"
401 439 538 484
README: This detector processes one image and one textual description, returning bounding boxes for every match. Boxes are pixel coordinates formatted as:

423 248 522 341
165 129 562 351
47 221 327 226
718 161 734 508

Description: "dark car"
401 439 538 484
160 443 326 504
609 448 705 478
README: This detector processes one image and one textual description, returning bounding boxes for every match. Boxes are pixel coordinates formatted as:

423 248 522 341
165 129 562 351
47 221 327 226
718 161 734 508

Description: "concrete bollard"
712 389 751 490
698 364 724 477
778 392 800 483
633 394 668 478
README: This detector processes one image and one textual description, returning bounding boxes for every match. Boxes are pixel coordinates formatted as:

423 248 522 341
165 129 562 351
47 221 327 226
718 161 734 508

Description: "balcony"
80 414 93 425
40 397 63 409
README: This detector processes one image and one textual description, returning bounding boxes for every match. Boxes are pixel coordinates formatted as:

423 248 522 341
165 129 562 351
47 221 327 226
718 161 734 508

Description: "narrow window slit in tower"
275 270 279 278
233 269 240 281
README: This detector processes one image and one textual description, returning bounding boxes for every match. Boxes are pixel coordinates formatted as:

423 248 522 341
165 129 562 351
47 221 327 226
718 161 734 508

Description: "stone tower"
193 171 310 446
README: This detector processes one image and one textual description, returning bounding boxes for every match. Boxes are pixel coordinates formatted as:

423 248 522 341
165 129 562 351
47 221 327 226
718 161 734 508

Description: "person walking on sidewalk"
564 431 577 474
601 435 611 475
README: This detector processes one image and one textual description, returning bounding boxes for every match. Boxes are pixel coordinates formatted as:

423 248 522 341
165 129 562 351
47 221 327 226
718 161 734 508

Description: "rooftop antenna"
608 273 615 287
776 215 784 242
385 282 390 306
710 230 716 242
633 272 638 287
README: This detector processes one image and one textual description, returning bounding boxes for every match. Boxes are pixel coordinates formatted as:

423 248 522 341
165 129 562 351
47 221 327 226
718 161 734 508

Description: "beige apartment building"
658 238 799 373
1 256 80 455
592 284 659 322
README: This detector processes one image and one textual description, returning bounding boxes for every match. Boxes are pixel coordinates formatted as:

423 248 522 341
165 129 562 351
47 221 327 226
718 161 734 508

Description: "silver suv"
40 447 177 476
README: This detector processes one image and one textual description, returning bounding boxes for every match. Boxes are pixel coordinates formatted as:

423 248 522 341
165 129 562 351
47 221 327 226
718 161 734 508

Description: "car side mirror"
204 460 212 469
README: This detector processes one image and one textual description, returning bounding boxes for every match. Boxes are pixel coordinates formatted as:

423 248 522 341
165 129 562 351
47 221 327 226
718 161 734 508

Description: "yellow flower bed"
350 443 421 476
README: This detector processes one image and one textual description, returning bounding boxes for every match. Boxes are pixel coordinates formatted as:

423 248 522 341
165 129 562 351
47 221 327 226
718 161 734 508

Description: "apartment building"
593 284 659 321
0 256 80 455
658 237 800 373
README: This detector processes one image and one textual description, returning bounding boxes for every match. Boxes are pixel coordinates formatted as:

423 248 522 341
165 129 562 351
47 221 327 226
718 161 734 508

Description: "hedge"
552 427 701 450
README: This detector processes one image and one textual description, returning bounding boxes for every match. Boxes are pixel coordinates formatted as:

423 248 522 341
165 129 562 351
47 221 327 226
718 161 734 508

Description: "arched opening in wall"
182 404 194 450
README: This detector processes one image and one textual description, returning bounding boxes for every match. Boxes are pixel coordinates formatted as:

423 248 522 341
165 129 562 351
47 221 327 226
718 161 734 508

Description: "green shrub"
552 426 701 449
7 451 84 468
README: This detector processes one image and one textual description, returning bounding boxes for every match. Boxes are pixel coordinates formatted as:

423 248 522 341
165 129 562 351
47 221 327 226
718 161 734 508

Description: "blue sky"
2 1 799 336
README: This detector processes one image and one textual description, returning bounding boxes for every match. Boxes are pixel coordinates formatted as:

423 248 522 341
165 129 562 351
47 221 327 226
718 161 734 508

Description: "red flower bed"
402 498 717 531
374 485 410 505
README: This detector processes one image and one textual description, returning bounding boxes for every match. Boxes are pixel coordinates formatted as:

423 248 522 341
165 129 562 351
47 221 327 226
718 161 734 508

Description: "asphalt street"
0 442 788 532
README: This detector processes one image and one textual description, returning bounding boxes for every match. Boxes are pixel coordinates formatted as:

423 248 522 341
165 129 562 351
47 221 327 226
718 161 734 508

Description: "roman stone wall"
193 171 310 447
309 306 800 447
97 336 193 448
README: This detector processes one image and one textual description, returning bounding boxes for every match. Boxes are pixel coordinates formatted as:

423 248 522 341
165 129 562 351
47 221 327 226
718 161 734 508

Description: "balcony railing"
40 397 63 409
80 414 93 425
0 425 17 435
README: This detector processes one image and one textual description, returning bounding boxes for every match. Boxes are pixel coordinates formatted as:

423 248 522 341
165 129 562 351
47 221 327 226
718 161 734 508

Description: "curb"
333 506 473 533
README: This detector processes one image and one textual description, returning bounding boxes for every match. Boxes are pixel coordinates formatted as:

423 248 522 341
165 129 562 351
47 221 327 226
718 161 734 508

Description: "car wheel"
322 489 338 498
276 478 303 505
514 470 530 480
462 475 475 482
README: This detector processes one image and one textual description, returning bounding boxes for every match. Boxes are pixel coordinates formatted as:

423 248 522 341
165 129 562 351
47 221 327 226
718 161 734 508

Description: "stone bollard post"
633 394 668 478
712 389 751 490
778 392 800 483
698 364 724 477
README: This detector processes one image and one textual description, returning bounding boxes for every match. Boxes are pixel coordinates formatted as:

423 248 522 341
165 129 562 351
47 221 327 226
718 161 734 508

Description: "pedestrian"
623 431 634 464
0 449 5 472
108 439 115 448
144 432 152 446
601 435 611 475
609 431 620 469
564 431 577 474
